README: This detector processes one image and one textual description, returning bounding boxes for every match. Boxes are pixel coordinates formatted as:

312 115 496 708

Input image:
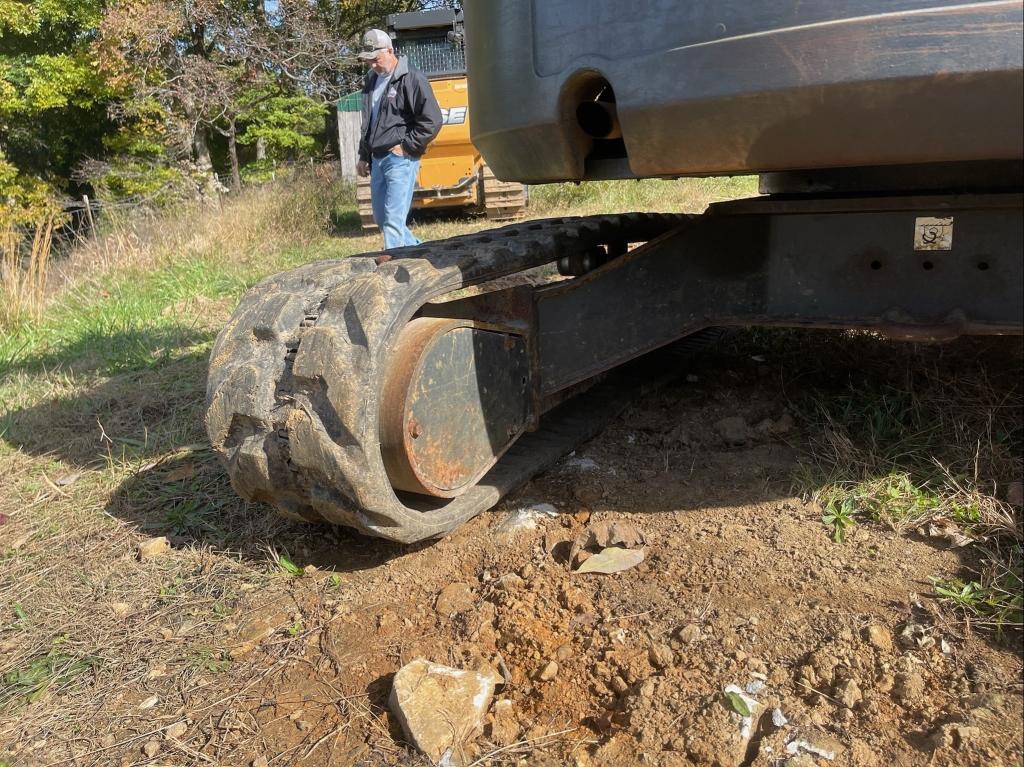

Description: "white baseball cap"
357 29 392 60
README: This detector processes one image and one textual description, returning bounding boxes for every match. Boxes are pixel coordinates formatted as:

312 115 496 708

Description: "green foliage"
189 648 232 673
0 151 64 224
91 159 191 204
822 498 856 543
1 0 111 182
724 690 751 717
238 93 325 160
932 547 1023 635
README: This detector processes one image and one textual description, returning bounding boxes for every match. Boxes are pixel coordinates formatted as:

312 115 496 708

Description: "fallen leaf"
55 472 81 487
139 695 159 710
574 547 644 574
923 519 973 548
725 690 751 717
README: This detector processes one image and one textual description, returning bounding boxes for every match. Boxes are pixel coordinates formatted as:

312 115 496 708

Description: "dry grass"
1 215 58 330
56 172 352 290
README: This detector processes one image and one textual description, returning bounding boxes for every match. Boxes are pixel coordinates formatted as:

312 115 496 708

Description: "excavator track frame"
206 213 683 541
207 193 1022 542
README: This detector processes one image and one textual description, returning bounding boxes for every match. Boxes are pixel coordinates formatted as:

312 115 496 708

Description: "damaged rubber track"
205 213 686 542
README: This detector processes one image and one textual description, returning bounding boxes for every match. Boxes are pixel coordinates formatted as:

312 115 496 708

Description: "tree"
0 0 112 186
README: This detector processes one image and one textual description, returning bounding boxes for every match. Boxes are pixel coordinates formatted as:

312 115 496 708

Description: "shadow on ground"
4 324 1020 605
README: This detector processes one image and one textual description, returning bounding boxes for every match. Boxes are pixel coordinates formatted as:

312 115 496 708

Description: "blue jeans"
370 152 421 249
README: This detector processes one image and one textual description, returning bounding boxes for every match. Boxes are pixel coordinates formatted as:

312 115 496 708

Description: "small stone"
538 661 559 682
952 725 981 749
836 679 863 709
138 536 170 561
138 695 159 710
100 733 117 748
519 563 535 579
252 758 269 767
864 624 893 653
110 602 130 617
389 659 498 763
295 720 310 731
648 643 674 669
435 583 476 617
164 721 187 739
715 416 750 445
677 624 701 644
893 671 926 705
610 676 629 694
555 644 572 662
771 708 789 728
495 573 524 591
142 740 161 757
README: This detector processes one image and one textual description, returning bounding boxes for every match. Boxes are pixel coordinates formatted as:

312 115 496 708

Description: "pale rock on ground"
389 658 501 765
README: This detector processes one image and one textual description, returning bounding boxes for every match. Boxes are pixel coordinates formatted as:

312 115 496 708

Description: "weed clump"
793 334 1023 635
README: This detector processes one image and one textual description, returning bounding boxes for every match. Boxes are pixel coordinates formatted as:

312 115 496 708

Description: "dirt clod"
435 582 476 617
141 740 161 757
863 624 893 652
137 536 170 561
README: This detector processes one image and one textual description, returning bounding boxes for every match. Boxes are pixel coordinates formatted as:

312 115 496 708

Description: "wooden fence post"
338 111 361 181
82 195 96 238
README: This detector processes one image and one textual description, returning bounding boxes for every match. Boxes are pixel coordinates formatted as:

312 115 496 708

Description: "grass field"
1 173 1020 765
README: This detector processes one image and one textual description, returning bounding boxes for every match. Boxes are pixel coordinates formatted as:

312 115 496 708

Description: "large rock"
389 659 499 765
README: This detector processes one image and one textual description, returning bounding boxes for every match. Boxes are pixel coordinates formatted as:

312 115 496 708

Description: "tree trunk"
227 118 241 191
256 136 267 161
193 125 213 173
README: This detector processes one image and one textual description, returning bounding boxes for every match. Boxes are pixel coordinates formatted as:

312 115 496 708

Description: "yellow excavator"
355 9 526 230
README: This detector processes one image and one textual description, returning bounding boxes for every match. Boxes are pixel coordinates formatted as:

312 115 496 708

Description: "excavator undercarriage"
206 184 1023 542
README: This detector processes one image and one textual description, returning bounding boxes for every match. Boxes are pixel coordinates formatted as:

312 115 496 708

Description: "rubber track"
206 213 687 542
482 165 526 220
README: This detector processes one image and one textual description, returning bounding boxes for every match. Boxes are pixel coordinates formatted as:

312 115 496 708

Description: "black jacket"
358 57 442 162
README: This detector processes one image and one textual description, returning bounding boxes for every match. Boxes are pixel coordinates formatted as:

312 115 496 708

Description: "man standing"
356 28 442 249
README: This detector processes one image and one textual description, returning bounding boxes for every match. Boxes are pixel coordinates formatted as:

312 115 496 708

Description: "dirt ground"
1 332 1021 767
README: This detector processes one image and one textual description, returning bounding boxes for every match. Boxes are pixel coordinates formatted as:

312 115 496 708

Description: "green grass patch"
1 647 99 708
530 176 758 214
932 544 1024 635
